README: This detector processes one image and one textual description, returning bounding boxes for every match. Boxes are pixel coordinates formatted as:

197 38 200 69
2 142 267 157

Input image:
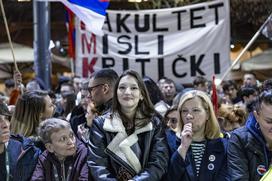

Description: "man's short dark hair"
93 68 119 87
5 79 15 88
262 79 272 91
222 80 237 93
193 76 207 87
238 86 257 102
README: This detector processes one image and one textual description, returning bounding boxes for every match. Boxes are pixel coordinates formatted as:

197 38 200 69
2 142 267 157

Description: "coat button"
208 163 214 170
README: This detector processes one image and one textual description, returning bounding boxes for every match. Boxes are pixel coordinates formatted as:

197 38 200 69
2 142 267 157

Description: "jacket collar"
103 113 153 173
96 99 112 115
246 112 266 145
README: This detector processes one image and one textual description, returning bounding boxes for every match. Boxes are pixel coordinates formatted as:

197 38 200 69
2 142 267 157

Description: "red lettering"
81 33 96 54
82 57 97 77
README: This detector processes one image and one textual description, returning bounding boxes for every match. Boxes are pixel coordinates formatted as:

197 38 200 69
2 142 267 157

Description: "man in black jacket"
70 68 118 139
228 91 272 181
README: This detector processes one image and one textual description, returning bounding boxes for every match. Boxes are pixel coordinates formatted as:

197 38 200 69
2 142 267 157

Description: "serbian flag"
65 8 75 59
262 13 272 40
37 0 110 35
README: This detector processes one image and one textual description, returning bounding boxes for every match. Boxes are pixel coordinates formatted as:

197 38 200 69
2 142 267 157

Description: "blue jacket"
166 135 229 181
228 113 272 181
0 134 41 181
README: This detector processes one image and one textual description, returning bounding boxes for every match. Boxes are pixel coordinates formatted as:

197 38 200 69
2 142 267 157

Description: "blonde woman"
166 90 229 181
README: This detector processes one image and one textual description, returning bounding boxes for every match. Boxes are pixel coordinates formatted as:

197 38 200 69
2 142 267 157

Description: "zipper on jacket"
5 147 9 181
53 159 73 181
61 160 65 181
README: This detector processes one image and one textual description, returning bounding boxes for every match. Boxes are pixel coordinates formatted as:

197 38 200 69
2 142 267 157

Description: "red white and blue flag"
65 8 76 59
262 13 272 40
38 0 110 35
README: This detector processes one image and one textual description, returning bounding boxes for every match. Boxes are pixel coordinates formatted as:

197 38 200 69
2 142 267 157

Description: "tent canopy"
0 42 34 64
241 48 272 71
0 42 71 80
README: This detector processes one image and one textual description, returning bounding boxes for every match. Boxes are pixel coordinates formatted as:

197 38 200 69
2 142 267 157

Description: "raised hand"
178 122 193 159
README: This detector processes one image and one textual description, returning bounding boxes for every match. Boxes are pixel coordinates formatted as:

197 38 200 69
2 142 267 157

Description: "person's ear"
103 84 109 94
45 143 54 153
253 110 260 122
39 112 44 119
139 93 144 101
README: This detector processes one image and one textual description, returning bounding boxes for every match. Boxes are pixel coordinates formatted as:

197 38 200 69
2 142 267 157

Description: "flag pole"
0 0 25 94
220 13 272 84
0 0 19 71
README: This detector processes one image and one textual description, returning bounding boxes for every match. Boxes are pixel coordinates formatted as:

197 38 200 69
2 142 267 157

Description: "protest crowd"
1 68 272 181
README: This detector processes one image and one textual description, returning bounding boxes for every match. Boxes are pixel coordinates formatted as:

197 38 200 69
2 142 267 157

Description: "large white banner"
75 0 230 84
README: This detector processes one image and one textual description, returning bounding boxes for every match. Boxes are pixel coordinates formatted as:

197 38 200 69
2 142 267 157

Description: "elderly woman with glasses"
228 91 272 181
166 90 229 181
88 70 169 181
31 118 89 181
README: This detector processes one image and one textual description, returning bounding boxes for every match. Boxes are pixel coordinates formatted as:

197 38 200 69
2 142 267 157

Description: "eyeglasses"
57 133 75 144
88 84 104 93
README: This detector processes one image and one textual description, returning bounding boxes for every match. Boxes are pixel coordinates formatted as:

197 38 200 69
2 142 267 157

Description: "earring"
255 122 260 130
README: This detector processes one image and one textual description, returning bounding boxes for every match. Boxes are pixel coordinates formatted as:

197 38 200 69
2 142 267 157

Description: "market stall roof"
0 42 71 80
0 42 34 64
241 48 272 71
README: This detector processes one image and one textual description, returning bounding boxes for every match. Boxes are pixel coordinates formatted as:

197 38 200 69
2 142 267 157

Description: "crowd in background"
0 69 271 181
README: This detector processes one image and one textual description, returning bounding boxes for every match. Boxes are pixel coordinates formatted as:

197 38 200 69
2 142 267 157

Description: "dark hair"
222 80 237 92
61 82 75 93
143 76 164 105
93 68 118 88
164 78 176 86
0 101 11 117
262 79 272 92
254 91 272 113
5 79 15 88
55 76 72 94
238 86 257 102
48 90 56 99
193 76 207 87
62 92 76 117
112 70 155 129
163 106 178 125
